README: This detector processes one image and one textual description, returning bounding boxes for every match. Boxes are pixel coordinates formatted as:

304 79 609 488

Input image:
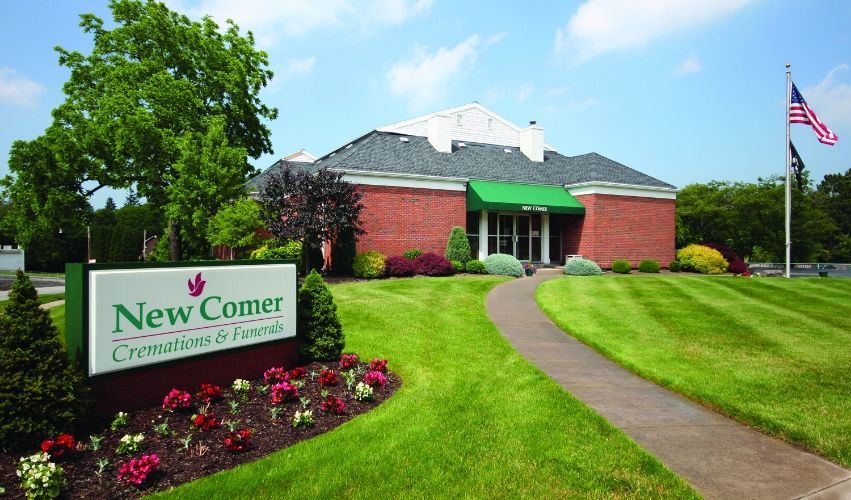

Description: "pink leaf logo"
187 272 206 297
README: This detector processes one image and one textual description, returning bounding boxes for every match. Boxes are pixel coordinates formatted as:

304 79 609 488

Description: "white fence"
0 246 25 271
749 262 850 271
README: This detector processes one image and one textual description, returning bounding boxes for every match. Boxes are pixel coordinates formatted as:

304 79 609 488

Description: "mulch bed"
0 361 399 499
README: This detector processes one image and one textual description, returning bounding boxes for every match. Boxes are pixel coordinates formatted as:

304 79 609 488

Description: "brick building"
248 103 677 268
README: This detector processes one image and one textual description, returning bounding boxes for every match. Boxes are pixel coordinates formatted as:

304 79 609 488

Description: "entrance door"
497 214 514 255
516 215 530 261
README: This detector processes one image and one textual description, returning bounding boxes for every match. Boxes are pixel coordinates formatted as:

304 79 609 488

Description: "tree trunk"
169 219 183 261
303 235 311 276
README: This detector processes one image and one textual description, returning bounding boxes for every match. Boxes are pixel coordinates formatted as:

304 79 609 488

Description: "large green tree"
206 197 264 259
1 0 277 261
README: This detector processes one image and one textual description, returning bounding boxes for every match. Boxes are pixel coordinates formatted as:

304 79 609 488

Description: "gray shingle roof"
248 131 676 191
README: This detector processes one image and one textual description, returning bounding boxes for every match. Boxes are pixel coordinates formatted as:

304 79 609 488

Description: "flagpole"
785 63 792 279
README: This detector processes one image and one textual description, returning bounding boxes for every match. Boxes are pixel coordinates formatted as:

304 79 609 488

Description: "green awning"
466 180 585 215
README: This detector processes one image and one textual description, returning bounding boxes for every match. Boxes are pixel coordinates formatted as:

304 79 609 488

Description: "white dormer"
282 149 318 163
377 102 556 152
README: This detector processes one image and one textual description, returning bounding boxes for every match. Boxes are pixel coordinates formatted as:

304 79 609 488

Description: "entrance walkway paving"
487 269 851 499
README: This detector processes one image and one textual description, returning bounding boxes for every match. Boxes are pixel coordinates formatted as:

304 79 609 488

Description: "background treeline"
676 169 850 262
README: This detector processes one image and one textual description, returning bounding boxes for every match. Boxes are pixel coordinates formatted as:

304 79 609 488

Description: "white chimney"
427 113 452 153
520 121 544 162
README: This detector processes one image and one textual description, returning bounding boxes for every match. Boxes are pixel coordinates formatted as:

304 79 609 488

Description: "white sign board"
88 264 297 376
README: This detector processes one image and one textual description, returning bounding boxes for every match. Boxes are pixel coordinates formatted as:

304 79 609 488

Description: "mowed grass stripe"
537 276 851 467
156 276 696 498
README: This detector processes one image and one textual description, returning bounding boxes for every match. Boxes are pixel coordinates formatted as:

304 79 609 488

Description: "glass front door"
491 213 541 261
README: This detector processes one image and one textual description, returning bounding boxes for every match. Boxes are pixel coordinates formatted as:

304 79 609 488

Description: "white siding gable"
282 149 317 163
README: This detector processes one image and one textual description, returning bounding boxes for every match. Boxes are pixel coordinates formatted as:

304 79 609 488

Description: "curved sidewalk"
487 270 851 499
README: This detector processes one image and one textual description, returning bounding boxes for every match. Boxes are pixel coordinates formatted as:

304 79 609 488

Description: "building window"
487 118 493 130
487 212 498 255
456 114 463 125
466 212 480 256
549 214 563 264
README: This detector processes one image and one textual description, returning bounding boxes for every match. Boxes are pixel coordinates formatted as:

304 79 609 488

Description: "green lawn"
537 275 851 467
0 293 64 313
152 276 696 498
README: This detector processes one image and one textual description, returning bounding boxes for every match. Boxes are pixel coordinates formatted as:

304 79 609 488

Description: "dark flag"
790 141 806 190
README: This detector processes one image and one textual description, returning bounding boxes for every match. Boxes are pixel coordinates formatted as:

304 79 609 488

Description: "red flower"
193 413 221 432
263 366 290 385
318 369 340 387
338 353 359 371
368 358 388 373
320 396 346 415
223 428 252 453
40 433 76 460
196 383 222 403
117 454 160 485
289 367 306 380
162 388 192 412
270 382 299 404
363 370 387 388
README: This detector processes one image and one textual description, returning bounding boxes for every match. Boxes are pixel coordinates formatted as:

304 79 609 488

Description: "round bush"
638 259 661 273
352 251 386 278
413 252 453 276
669 260 681 272
445 226 472 264
251 240 302 260
563 258 603 276
385 255 415 277
483 253 524 277
465 259 486 274
703 242 739 264
402 248 422 260
676 244 728 274
450 260 463 272
611 259 632 274
728 260 749 274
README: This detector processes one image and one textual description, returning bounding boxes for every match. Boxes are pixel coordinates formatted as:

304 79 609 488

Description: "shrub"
17 452 64 499
483 253 524 277
352 251 386 278
116 454 160 486
668 260 681 272
638 259 661 273
465 259 486 274
728 260 749 274
450 260 463 272
563 258 603 276
413 252 453 276
385 255 415 277
402 248 422 260
251 240 302 261
0 271 89 451
677 244 729 274
703 242 739 265
445 226 472 264
298 270 345 361
611 259 632 274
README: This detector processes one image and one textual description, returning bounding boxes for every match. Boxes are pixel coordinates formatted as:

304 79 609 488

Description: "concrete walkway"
0 285 65 301
487 269 851 500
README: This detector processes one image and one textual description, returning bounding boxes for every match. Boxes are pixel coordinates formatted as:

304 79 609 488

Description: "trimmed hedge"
385 255 415 277
669 260 681 272
445 226 472 264
353 251 386 279
402 248 422 260
638 259 661 273
612 259 632 274
250 240 302 261
413 252 453 276
298 270 344 361
450 260 463 272
563 258 603 276
483 253 524 277
677 244 728 274
465 259 486 274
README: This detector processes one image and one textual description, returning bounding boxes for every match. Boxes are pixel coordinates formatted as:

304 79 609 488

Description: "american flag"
790 83 838 145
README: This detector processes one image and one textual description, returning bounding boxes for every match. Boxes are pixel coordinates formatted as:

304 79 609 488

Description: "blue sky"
1 0 850 208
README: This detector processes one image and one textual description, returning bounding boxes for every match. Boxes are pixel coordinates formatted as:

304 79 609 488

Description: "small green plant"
232 378 251 397
222 419 239 432
483 253 524 277
95 458 110 477
354 382 374 401
669 260 681 272
17 452 64 499
464 259 486 274
320 388 330 398
353 251 386 278
298 270 345 361
178 435 192 450
88 435 103 452
269 407 283 421
299 397 312 409
116 433 145 455
611 259 632 274
152 418 171 437
402 248 422 260
638 259 661 273
258 384 270 395
291 378 305 389
444 226 472 264
563 258 603 276
228 400 240 414
292 410 314 428
111 412 129 431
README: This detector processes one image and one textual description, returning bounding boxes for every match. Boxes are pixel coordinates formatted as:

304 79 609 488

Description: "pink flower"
339 353 359 370
368 358 388 373
363 370 387 388
162 388 192 412
320 396 346 415
270 382 299 404
263 366 290 385
117 454 160 485
319 369 340 387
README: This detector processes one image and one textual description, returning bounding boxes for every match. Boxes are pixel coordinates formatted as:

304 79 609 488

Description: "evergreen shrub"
298 270 344 361
385 256 415 277
0 271 90 451
352 251 386 279
669 260 681 272
728 260 749 274
563 258 603 276
465 259 486 274
483 253 524 277
638 259 661 273
444 227 472 264
612 259 632 274
402 248 422 260
413 252 453 276
450 260 463 272
677 244 728 274
251 241 302 261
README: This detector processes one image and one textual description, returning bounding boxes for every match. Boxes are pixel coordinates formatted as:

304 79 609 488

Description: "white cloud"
279 56 316 80
387 35 483 110
554 0 753 63
515 83 534 103
0 67 45 107
802 65 851 127
674 55 703 76
543 97 600 114
165 0 433 48
546 86 569 98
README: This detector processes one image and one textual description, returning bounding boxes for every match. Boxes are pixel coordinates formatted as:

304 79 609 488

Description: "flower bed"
0 357 399 499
